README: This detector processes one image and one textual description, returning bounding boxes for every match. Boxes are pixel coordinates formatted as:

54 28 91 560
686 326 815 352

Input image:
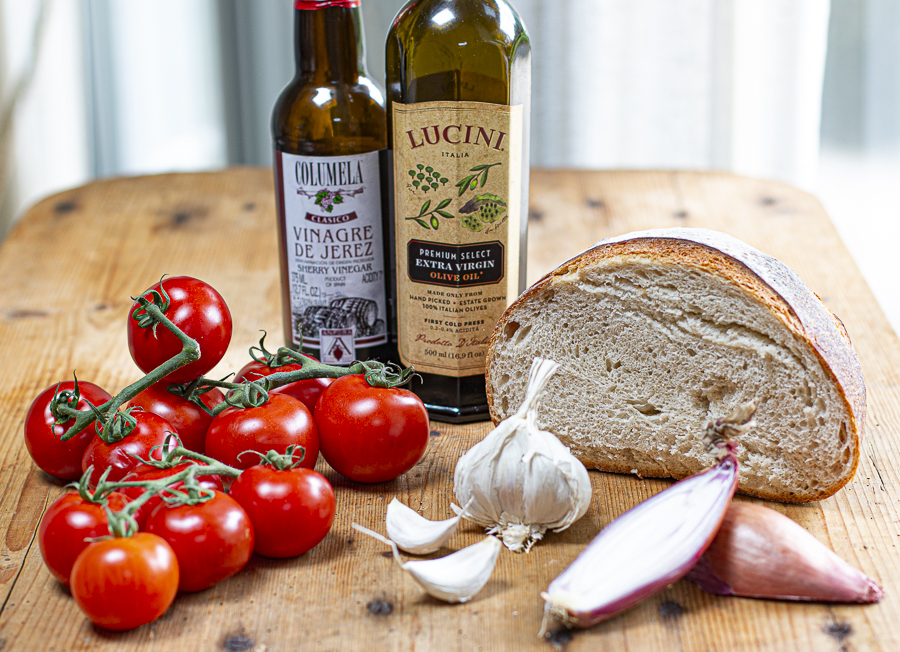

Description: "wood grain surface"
0 168 897 651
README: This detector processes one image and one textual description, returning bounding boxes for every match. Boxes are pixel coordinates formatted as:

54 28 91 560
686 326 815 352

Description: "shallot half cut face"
542 454 739 630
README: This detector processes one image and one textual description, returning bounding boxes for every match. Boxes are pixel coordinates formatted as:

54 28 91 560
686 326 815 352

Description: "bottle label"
294 1 360 9
392 101 524 377
275 149 388 360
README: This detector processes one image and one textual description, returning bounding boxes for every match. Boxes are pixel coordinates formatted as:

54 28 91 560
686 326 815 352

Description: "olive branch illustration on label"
454 162 501 197
404 162 505 230
406 198 454 230
297 187 365 213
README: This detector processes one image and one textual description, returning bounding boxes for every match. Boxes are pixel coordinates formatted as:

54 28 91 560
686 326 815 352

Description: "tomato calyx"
130 276 172 333
248 331 317 369
69 466 116 505
239 444 308 471
362 361 419 389
96 407 143 443
164 377 228 416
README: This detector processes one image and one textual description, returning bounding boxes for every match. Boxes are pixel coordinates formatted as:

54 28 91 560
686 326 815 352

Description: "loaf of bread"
486 228 865 503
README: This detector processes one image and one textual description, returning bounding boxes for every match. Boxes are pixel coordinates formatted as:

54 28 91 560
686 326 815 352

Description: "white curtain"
367 0 830 189
0 0 831 239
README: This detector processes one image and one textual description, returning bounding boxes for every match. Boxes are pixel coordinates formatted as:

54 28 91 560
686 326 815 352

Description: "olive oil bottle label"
393 101 524 377
275 150 387 361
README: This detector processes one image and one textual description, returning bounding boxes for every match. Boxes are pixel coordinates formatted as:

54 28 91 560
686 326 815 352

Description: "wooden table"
0 168 898 651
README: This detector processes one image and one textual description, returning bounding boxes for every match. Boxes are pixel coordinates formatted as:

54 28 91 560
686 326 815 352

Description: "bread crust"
486 228 865 503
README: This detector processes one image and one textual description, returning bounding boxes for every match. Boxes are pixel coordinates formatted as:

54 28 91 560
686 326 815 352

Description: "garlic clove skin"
385 498 464 555
352 523 502 604
687 503 883 603
401 536 502 603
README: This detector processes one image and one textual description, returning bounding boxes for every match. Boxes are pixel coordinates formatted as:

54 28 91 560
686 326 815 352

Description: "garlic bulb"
385 498 465 555
352 523 501 603
453 358 591 552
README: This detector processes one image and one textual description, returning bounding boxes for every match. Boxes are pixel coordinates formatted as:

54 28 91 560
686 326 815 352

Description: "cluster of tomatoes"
24 276 430 631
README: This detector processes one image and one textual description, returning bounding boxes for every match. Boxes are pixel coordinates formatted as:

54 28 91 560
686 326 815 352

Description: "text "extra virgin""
406 125 507 151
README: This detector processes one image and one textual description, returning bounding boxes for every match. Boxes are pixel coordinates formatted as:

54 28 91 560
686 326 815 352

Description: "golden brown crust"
487 229 865 503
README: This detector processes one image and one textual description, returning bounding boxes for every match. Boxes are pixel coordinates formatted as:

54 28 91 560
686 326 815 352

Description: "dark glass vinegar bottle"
386 0 531 422
272 0 394 365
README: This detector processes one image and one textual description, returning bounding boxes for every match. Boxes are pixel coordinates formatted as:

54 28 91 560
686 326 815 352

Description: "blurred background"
1 0 898 329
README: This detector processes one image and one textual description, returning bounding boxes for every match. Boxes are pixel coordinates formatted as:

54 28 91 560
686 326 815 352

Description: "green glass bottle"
272 0 394 365
386 0 531 423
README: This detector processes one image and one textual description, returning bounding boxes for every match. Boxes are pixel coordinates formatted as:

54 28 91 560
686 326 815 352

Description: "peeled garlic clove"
352 523 502 604
687 503 883 603
385 498 464 555
402 537 502 603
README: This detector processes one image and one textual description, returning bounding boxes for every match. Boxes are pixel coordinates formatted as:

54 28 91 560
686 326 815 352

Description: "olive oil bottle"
386 0 532 422
272 0 393 365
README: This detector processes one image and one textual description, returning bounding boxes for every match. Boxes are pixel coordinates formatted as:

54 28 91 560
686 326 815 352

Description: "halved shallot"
687 502 883 603
540 402 756 633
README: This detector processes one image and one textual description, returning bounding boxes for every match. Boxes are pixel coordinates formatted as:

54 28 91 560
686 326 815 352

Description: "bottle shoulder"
272 76 387 155
273 76 386 115
389 0 530 51
386 0 531 105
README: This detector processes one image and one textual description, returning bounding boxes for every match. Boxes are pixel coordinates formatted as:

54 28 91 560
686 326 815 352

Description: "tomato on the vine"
127 276 232 383
315 375 429 483
24 381 112 480
127 381 224 453
38 491 130 585
230 463 335 558
205 394 318 470
145 490 253 592
81 409 178 488
120 462 225 530
70 533 179 631
234 359 334 414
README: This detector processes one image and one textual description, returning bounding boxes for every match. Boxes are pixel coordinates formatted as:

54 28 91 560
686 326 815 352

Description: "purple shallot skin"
541 402 757 633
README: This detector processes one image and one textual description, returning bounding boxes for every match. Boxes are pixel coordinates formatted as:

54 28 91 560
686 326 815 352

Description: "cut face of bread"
486 228 865 503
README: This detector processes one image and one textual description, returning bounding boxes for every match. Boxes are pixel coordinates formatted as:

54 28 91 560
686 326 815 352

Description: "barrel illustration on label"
276 150 388 361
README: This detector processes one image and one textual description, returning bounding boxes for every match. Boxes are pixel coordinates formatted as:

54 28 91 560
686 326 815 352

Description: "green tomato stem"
57 299 200 443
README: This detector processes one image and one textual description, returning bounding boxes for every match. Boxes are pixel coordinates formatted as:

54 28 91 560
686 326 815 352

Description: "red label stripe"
294 0 360 9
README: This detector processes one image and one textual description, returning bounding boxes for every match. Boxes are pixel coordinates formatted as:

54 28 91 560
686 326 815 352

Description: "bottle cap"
294 0 360 8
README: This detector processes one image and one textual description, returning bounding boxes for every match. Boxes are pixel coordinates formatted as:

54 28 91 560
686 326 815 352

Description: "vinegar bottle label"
392 101 524 377
275 150 388 363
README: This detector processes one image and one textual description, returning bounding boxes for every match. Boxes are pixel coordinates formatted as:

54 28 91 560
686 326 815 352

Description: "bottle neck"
294 2 367 83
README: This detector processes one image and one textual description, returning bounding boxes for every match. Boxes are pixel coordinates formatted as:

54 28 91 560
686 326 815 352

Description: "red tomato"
38 491 130 585
24 381 112 480
230 465 335 558
315 375 429 483
70 533 179 631
205 394 319 470
127 276 233 383
145 490 253 592
234 360 334 413
119 462 225 530
81 410 178 488
127 381 225 453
